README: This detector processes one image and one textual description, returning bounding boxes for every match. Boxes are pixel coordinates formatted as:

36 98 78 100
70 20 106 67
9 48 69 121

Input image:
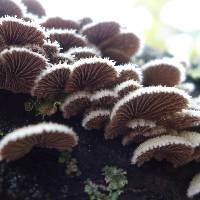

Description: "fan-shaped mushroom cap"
0 122 78 161
105 86 190 139
41 17 79 30
116 63 143 83
187 172 200 198
0 16 45 46
0 0 25 18
100 33 141 57
158 109 200 130
0 47 48 93
142 58 185 87
131 135 193 167
82 109 110 130
61 91 91 119
114 80 142 98
22 0 46 17
102 48 131 65
66 47 101 60
81 21 120 45
49 29 87 52
66 57 117 92
90 89 118 108
32 64 70 99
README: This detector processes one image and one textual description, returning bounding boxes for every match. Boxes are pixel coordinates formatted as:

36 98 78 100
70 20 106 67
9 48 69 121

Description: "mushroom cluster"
0 0 200 198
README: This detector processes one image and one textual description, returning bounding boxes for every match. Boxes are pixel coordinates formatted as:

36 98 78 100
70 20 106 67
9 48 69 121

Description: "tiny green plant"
58 151 81 177
84 166 128 200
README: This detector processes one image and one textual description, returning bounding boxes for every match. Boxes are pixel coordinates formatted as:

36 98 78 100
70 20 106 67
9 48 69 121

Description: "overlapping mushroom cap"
66 57 117 92
0 47 48 93
32 64 71 99
187 173 200 198
0 122 78 161
41 17 79 30
0 0 25 18
131 135 194 167
0 16 45 47
22 0 46 17
142 58 185 87
105 86 190 139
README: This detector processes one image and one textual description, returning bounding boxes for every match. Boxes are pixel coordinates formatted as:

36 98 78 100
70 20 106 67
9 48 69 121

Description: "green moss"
58 151 81 177
84 166 128 200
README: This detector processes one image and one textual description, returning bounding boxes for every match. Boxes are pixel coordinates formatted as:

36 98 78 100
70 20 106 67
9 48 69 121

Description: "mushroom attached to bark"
131 135 193 167
0 122 78 161
66 57 117 92
41 17 79 30
0 16 45 46
81 21 120 45
105 86 190 139
90 89 118 108
32 64 70 99
82 109 110 130
0 47 48 93
61 91 91 119
49 29 87 52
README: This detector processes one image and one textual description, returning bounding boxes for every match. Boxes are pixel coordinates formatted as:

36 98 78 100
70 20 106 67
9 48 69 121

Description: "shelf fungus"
187 172 200 198
61 91 91 119
131 135 193 167
82 109 110 130
81 21 120 45
41 17 79 30
90 89 118 108
0 122 78 161
114 80 142 98
32 64 70 99
0 16 45 46
49 29 87 52
0 47 48 93
105 86 190 139
142 58 185 87
122 119 166 145
22 0 46 17
0 0 25 18
43 40 60 58
116 63 143 83
99 33 141 58
66 57 117 92
66 47 100 60
158 109 200 130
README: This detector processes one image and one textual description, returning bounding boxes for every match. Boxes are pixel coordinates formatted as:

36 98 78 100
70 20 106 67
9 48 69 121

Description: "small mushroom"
61 91 91 119
22 0 46 17
114 80 142 98
66 57 117 92
131 135 193 167
49 29 87 52
0 0 25 18
81 21 120 45
66 46 101 60
90 89 118 108
0 16 45 46
41 17 79 30
142 58 185 87
32 64 70 99
0 47 48 93
0 122 78 161
82 109 110 130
